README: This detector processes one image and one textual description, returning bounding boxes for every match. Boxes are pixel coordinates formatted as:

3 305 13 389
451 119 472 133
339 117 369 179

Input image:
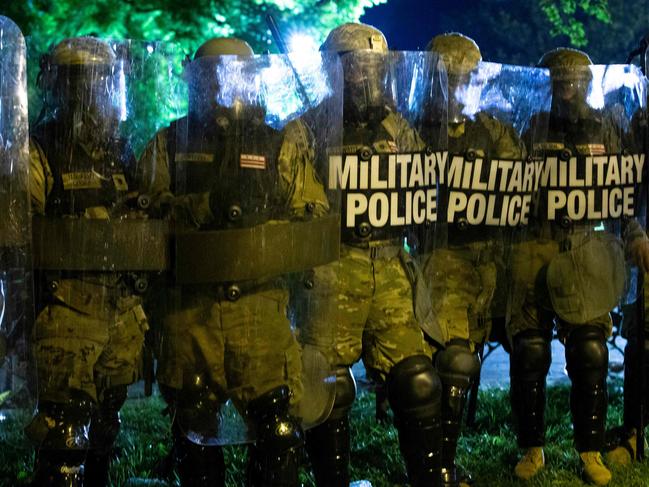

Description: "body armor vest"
167 114 284 229
33 121 134 218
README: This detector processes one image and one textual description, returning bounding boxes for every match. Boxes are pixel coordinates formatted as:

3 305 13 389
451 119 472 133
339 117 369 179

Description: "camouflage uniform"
305 23 444 487
25 37 150 487
139 38 331 486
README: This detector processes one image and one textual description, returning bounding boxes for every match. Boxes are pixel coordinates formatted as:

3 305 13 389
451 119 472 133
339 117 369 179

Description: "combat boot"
514 446 544 481
605 430 647 466
580 451 611 486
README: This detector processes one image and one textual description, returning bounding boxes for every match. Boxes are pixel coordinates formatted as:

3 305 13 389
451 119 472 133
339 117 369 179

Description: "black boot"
435 341 480 486
388 355 442 487
32 450 85 487
247 386 304 487
173 432 225 487
306 367 355 486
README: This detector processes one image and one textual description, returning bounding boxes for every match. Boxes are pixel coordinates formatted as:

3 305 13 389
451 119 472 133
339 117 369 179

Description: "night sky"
361 0 475 51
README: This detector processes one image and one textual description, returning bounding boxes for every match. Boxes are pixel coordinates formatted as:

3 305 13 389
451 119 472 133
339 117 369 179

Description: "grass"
1 379 649 486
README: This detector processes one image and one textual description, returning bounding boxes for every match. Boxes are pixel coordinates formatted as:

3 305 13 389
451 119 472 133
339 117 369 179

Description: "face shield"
550 67 592 120
447 71 474 124
185 55 266 125
340 51 390 125
51 63 123 142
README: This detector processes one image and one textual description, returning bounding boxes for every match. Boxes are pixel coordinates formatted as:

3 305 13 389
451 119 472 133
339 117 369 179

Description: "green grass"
1 380 649 486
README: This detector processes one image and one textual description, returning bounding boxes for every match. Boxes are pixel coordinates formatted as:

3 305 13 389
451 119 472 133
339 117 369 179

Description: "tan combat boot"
514 447 545 481
579 451 611 485
605 430 647 466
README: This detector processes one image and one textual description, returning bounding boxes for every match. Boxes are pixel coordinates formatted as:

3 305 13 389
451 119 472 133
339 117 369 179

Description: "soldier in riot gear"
507 48 649 486
422 33 527 487
25 37 152 486
304 22 444 487
138 37 334 486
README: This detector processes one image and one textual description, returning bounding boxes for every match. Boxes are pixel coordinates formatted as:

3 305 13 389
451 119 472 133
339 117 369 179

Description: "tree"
1 0 385 56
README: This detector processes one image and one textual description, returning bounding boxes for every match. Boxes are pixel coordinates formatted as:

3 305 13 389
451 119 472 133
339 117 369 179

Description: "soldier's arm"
28 139 52 215
137 129 174 209
277 119 330 218
479 113 527 160
624 218 649 273
385 112 426 152
137 128 212 227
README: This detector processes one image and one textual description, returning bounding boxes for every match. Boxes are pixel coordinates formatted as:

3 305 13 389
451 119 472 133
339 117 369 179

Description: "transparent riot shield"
26 38 181 458
326 50 447 348
422 61 552 349
510 64 646 341
0 16 34 429
160 51 342 444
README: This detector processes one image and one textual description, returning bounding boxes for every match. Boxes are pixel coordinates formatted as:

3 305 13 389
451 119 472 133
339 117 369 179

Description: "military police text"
541 153 645 221
328 151 446 228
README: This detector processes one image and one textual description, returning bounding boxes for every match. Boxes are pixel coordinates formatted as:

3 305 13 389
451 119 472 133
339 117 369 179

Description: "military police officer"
423 33 527 487
508 48 649 486
26 37 152 486
138 37 336 486
304 23 445 487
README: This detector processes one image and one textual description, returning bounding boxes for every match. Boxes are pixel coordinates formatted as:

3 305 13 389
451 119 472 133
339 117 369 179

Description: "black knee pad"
330 366 356 420
435 340 481 389
26 394 95 450
172 374 221 439
90 385 128 450
248 385 304 453
387 354 441 420
566 326 608 384
511 330 552 381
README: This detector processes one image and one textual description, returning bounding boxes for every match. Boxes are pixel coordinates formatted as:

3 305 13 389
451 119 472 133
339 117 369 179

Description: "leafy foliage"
540 0 611 47
1 0 385 56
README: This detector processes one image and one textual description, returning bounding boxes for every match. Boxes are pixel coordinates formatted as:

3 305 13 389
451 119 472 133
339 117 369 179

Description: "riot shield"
510 64 646 337
26 38 180 459
421 61 551 348
0 16 34 427
161 50 342 444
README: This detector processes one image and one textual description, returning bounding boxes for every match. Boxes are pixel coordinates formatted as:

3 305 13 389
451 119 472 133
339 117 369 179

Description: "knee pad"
330 367 356 419
90 386 128 450
435 340 481 389
26 395 95 450
248 385 304 453
173 374 221 439
387 354 441 421
566 326 608 384
511 330 552 381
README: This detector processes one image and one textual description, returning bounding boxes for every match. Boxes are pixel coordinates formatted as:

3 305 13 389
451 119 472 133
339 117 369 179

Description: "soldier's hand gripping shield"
0 16 34 428
161 49 342 444
26 38 180 452
514 63 647 328
420 60 551 346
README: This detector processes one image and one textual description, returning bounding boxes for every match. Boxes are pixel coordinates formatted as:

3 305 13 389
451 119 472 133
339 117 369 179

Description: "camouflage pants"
300 243 430 382
32 278 148 403
422 242 497 348
506 239 612 343
156 286 303 411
